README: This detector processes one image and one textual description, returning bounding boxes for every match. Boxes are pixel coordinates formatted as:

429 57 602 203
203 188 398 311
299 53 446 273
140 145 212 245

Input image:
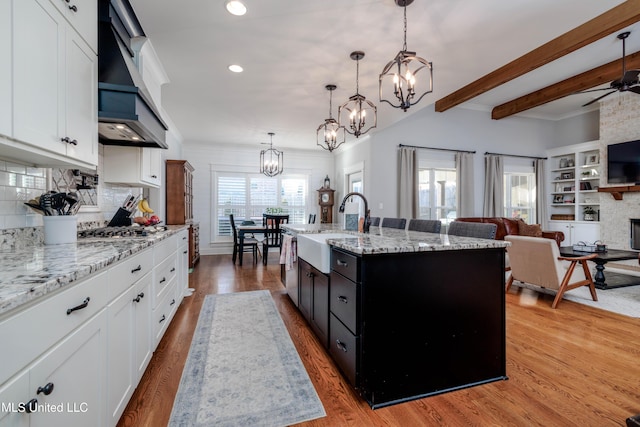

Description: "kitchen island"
283 223 509 409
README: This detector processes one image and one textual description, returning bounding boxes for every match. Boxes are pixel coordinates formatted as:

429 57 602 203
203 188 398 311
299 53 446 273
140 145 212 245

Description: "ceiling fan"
580 31 640 107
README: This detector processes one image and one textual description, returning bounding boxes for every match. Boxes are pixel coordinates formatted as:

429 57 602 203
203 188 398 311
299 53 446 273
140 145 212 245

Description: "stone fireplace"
598 93 640 251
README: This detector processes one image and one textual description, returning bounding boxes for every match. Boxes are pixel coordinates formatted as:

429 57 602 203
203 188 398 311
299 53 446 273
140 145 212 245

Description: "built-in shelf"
598 185 640 200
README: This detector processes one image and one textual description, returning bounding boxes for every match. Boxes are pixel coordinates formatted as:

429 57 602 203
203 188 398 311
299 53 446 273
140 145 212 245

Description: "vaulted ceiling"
129 0 640 150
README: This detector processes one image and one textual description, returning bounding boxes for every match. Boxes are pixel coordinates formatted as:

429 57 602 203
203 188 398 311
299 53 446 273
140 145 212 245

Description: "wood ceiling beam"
434 0 640 113
491 51 640 119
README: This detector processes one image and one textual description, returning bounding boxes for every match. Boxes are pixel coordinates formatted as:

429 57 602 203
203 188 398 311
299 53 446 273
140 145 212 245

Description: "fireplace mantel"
598 185 640 200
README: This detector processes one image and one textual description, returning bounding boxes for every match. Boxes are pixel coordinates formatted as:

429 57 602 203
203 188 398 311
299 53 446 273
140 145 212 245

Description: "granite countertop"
283 223 510 255
0 225 188 318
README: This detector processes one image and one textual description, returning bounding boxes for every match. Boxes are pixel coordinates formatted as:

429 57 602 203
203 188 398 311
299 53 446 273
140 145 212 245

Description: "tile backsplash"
0 160 47 229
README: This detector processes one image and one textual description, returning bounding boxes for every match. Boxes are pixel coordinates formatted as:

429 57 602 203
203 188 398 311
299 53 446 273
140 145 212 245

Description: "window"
215 173 308 239
504 172 535 222
418 168 457 224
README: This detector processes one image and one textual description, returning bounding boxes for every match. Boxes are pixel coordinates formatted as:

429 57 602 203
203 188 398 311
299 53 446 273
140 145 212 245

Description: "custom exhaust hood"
98 0 168 149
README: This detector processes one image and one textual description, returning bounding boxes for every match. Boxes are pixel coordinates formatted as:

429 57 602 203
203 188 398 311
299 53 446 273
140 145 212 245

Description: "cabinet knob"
133 292 144 303
60 136 78 145
335 340 348 353
337 295 348 304
24 399 38 414
336 260 348 267
160 277 166 284
170 298 176 306
37 382 54 396
151 175 158 179
68 4 77 12
170 267 176 273
159 314 166 323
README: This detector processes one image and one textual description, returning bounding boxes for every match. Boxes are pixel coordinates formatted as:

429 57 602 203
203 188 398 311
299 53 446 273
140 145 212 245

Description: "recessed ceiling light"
225 0 247 16
228 64 243 73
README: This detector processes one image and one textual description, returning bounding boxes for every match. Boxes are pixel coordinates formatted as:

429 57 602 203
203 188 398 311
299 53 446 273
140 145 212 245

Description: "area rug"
511 280 640 318
168 290 326 427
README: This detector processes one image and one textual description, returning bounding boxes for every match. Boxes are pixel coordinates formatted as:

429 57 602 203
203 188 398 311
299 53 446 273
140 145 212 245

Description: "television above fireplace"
607 139 640 184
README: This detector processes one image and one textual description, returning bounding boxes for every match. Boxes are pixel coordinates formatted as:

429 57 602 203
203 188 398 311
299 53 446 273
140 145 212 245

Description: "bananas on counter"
137 198 154 214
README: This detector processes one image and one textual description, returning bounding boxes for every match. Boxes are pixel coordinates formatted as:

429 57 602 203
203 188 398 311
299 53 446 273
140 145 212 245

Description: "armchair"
505 235 598 309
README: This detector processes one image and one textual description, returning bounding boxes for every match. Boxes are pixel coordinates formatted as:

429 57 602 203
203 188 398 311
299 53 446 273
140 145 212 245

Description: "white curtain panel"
456 152 475 217
483 155 504 217
398 147 418 218
535 159 547 226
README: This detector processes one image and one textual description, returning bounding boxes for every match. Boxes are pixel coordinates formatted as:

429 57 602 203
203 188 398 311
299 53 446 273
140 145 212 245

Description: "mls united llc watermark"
1 401 89 413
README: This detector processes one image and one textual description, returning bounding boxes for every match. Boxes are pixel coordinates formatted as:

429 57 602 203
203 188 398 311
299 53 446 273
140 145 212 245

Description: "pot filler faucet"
339 192 371 233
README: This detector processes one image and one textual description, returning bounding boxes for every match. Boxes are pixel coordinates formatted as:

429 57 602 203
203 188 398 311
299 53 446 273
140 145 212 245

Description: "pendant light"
338 51 377 138
379 0 433 111
260 132 283 177
317 84 346 151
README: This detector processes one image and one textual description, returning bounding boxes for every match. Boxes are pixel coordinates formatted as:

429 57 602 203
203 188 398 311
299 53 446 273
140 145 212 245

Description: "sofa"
455 217 565 247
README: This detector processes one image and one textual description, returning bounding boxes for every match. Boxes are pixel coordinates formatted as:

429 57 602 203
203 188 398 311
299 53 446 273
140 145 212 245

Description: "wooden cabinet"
166 160 199 268
102 146 162 188
189 223 200 269
298 259 329 349
166 160 194 225
11 0 98 169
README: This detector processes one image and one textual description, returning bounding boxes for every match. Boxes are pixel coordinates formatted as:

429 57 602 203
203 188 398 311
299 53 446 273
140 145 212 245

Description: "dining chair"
262 214 289 265
408 219 442 233
381 217 407 229
230 214 259 264
505 235 598 309
370 217 380 226
448 221 497 239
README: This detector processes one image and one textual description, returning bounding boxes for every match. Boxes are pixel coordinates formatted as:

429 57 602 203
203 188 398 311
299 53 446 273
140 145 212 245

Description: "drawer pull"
336 260 348 267
338 295 348 304
159 314 166 323
24 399 38 413
66 297 90 315
133 292 145 303
37 382 54 396
131 265 142 273
68 4 77 12
336 339 348 353
160 277 167 284
306 271 314 278
170 298 176 306
170 267 176 273
183 250 188 254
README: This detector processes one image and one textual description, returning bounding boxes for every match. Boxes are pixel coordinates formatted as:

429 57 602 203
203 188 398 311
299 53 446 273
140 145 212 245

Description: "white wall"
335 105 580 219
183 141 333 255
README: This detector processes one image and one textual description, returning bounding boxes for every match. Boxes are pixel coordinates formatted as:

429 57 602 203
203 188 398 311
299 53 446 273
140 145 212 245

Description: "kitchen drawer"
330 272 359 335
107 250 153 300
153 253 178 308
329 313 358 387
153 280 177 346
331 249 360 282
154 235 176 264
176 229 189 248
0 368 28 426
0 271 107 385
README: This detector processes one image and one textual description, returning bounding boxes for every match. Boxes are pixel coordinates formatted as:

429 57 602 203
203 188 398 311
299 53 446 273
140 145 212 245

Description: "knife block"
108 208 133 227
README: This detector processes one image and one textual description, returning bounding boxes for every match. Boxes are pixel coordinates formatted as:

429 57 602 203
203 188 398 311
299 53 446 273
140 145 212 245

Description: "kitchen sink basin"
297 233 354 274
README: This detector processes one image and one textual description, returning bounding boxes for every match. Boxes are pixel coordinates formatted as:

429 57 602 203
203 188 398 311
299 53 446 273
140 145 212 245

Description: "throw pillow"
517 219 543 237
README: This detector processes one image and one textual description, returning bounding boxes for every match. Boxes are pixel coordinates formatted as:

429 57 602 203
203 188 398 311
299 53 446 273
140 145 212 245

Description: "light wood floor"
117 255 640 427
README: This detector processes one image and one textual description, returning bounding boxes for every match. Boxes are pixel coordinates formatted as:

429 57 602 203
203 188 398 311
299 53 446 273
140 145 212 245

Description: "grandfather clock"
317 187 335 223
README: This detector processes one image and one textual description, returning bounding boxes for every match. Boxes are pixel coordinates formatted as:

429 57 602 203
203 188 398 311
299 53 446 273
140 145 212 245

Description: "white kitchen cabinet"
177 229 190 297
0 370 29 427
103 146 162 188
11 0 97 169
547 221 601 246
0 0 11 138
49 0 97 53
106 270 152 426
28 310 107 427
